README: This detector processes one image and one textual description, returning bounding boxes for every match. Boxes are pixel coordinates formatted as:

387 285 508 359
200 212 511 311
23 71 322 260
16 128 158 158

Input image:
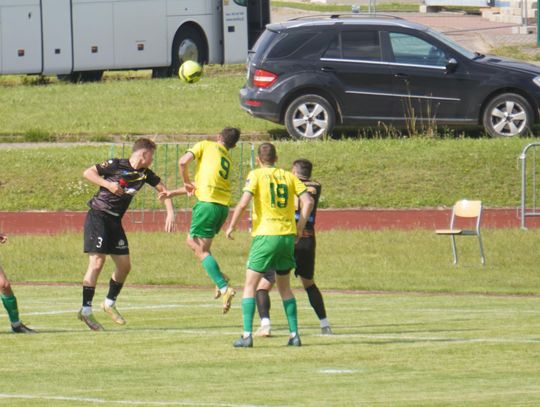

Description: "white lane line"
0 394 278 407
325 333 540 344
0 304 211 318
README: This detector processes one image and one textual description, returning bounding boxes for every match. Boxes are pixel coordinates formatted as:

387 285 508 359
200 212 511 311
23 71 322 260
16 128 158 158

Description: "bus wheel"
171 26 206 77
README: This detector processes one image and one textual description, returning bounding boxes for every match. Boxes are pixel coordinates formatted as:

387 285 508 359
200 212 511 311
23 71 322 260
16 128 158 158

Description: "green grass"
3 229 540 294
0 65 277 137
489 43 540 63
0 138 533 210
273 1 418 12
1 285 539 406
1 229 540 405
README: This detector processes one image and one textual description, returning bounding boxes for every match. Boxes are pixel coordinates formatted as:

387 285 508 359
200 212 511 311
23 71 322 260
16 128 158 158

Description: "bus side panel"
113 0 167 69
222 0 248 64
42 0 73 75
72 1 114 71
0 2 42 74
166 0 210 16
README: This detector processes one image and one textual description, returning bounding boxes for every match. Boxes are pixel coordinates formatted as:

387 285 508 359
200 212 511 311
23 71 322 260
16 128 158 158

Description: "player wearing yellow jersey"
226 143 314 347
162 128 240 314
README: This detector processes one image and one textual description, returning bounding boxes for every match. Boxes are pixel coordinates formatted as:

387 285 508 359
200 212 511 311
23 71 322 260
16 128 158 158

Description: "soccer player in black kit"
79 138 177 331
254 159 332 336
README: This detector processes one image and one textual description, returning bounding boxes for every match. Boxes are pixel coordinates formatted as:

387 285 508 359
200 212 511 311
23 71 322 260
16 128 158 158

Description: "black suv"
240 14 540 139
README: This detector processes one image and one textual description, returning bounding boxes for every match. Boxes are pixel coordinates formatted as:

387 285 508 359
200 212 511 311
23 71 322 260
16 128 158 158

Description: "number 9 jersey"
188 140 233 206
243 167 307 236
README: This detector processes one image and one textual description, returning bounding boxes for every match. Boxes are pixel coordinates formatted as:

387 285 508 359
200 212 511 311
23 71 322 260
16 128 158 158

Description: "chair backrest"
453 200 482 218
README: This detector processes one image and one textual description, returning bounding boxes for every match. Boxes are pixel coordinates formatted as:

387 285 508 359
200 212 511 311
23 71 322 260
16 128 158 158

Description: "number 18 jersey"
188 140 233 206
243 167 307 236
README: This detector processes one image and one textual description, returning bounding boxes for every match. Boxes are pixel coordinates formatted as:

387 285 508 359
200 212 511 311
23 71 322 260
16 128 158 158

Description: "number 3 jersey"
243 167 307 236
87 158 161 218
188 140 233 206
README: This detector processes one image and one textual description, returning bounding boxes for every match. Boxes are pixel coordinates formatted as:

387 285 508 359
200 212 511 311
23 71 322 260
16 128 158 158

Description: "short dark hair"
258 142 277 165
292 159 313 179
221 127 241 149
132 138 156 153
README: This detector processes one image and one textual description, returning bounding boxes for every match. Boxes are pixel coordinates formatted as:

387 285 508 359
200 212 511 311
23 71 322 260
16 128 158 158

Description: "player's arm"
0 233 7 244
178 152 196 196
226 192 252 240
83 165 124 196
157 186 188 200
296 192 314 241
154 183 176 233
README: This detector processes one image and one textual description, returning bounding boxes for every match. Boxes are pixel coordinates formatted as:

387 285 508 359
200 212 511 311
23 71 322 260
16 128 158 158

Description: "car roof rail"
289 13 404 21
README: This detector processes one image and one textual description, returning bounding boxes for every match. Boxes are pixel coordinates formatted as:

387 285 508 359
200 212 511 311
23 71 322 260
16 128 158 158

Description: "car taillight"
253 69 277 88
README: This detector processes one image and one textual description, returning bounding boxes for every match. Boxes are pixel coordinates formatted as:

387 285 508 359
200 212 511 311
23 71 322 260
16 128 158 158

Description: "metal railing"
519 142 540 229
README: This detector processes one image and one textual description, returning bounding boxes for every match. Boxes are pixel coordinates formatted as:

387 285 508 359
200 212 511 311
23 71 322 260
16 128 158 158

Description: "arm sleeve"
292 174 308 196
145 169 161 187
187 141 204 161
242 171 258 195
96 158 119 177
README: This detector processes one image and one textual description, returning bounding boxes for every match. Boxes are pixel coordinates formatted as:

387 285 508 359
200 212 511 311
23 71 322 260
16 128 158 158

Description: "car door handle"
321 66 335 72
394 73 408 78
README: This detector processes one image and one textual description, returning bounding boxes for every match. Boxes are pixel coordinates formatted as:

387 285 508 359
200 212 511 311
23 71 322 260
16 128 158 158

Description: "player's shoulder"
189 139 209 151
304 179 321 189
97 158 119 168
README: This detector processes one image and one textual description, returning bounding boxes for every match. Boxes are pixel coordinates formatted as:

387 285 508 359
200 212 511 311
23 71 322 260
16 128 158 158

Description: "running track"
0 209 537 234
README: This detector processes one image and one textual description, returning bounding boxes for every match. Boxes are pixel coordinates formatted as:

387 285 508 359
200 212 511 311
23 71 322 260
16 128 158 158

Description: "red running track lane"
0 209 538 235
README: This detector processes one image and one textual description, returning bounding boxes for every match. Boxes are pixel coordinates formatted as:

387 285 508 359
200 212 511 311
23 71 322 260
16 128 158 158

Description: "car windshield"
426 28 476 59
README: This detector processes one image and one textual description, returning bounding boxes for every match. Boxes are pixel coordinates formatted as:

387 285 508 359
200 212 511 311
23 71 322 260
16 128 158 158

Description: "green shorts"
247 235 296 273
190 201 229 238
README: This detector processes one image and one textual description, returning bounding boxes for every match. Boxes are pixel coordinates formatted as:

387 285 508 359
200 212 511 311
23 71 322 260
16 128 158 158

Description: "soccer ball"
178 60 202 84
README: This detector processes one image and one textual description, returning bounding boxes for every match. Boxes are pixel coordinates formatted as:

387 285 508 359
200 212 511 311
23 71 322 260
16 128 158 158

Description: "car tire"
284 94 335 140
171 26 206 77
482 93 533 137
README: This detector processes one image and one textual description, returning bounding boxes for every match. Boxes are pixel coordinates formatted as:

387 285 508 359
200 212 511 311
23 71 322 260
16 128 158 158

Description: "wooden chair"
436 200 485 265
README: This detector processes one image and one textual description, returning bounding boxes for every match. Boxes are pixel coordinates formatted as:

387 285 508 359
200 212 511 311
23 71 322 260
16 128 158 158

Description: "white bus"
0 0 270 81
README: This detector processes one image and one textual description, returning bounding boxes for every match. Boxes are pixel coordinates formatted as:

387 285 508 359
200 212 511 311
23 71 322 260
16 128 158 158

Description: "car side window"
342 31 381 61
389 32 448 67
322 31 381 61
323 35 341 59
268 32 318 59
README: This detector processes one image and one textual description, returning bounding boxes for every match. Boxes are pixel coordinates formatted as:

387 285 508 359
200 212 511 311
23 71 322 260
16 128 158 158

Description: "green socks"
1 294 20 324
242 297 256 333
283 298 298 334
201 255 227 289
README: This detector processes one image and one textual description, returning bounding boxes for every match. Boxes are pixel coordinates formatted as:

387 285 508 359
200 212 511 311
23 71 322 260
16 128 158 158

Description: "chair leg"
451 235 458 265
477 233 486 265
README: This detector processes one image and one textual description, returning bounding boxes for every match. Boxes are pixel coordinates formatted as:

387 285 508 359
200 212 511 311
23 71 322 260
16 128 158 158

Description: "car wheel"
482 93 533 137
171 26 206 77
284 94 335 140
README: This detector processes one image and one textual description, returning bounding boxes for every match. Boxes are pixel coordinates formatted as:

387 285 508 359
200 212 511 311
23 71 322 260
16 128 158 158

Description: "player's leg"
234 235 275 347
0 266 34 333
101 254 131 325
275 271 300 346
233 268 263 348
275 235 301 346
296 237 331 334
187 202 234 312
79 209 111 331
254 270 275 337
79 253 106 330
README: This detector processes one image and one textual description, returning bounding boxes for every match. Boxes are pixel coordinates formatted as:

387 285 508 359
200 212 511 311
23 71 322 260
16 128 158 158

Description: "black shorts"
294 236 316 280
83 209 129 255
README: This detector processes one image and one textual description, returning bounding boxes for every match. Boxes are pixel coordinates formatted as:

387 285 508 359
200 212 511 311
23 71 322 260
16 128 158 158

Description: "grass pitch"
1 285 539 406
